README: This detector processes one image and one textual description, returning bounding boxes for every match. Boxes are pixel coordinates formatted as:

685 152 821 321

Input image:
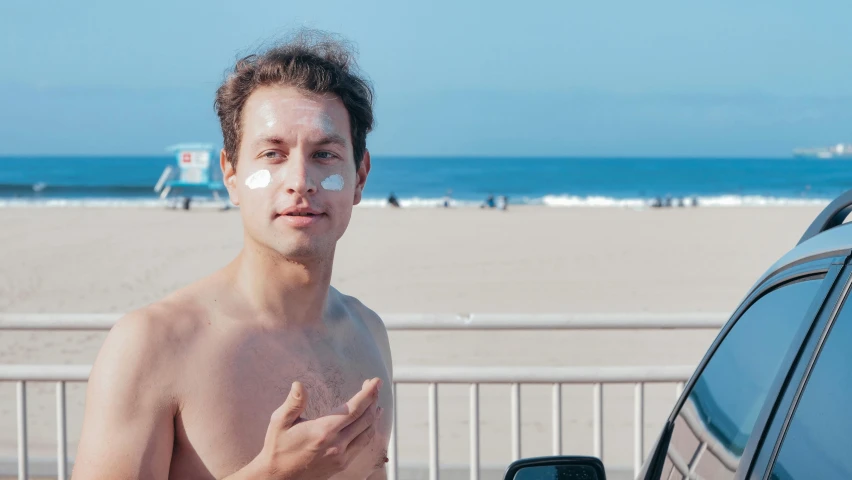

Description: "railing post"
470 383 479 480
511 383 521 461
388 383 398 480
552 383 562 455
57 381 67 480
688 442 708 476
676 381 685 399
634 382 644 476
17 381 28 480
429 383 439 480
593 383 603 461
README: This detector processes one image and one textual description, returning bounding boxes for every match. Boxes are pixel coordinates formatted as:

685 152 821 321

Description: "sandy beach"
0 205 825 476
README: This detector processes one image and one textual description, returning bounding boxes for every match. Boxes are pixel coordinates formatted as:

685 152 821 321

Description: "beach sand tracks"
0 262 43 311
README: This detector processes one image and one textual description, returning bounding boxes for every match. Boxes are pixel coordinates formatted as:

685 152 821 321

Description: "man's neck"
229 242 334 328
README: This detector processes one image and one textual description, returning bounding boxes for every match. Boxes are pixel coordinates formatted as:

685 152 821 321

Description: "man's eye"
315 151 337 160
263 151 281 159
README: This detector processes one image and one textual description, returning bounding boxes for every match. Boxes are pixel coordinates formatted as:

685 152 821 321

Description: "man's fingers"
345 419 377 456
339 404 380 446
271 381 308 428
327 378 382 431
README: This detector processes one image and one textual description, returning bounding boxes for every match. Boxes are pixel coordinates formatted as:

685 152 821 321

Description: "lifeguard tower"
154 143 228 209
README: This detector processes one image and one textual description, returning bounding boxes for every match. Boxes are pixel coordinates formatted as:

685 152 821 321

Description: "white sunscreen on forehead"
321 174 344 191
258 102 277 129
291 105 337 135
313 112 336 134
245 169 272 189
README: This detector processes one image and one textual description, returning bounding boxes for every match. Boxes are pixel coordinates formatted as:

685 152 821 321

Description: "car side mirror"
503 456 607 480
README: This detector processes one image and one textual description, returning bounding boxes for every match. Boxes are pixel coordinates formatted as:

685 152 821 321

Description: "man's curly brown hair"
214 30 374 170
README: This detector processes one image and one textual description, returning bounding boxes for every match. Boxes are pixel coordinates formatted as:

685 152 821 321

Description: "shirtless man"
71 32 393 480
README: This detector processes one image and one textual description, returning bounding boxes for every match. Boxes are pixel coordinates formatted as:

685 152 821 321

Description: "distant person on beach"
387 192 400 208
442 189 453 208
481 194 495 209
73 31 392 480
496 195 508 211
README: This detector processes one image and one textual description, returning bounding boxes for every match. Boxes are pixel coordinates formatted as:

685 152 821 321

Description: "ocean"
0 155 849 208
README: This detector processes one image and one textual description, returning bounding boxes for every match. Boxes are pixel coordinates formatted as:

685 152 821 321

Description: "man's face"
222 85 370 260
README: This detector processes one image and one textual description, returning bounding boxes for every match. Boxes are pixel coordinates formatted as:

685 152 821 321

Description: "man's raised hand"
241 378 383 480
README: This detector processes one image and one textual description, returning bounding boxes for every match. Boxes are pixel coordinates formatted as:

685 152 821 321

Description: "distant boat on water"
793 143 852 159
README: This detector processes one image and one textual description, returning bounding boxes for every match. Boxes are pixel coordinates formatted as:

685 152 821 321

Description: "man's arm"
346 296 394 480
72 310 178 479
364 311 391 480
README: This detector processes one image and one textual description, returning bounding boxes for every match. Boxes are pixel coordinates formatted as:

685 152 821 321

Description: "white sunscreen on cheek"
245 169 272 190
321 174 344 191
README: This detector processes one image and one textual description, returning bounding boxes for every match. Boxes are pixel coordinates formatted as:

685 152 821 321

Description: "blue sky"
2 0 852 157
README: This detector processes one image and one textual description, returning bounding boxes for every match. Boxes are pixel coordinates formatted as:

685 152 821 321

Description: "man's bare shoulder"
114 298 204 349
74 294 210 479
94 286 213 393
332 287 386 332
332 288 393 372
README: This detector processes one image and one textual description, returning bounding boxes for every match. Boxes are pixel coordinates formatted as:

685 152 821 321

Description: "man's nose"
281 154 317 195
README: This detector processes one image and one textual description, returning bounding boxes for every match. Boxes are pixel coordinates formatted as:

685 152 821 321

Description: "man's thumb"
277 381 307 426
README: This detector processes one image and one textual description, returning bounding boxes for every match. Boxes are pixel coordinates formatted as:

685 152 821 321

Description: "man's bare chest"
170 326 392 478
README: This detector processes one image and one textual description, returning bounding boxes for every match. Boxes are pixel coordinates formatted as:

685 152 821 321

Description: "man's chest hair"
207 316 383 417
240 338 380 419
276 360 353 419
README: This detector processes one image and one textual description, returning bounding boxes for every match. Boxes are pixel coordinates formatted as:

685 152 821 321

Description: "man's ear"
353 149 371 206
221 149 240 206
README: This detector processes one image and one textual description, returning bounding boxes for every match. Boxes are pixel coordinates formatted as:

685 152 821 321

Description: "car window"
768 290 852 479
659 278 823 480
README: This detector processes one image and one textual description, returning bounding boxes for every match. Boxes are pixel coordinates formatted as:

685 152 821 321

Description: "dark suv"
506 191 852 480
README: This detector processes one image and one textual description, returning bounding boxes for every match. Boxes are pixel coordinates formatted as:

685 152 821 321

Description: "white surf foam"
0 194 833 209
0 198 229 209
541 195 650 208
692 195 830 207
358 195 832 209
357 197 482 208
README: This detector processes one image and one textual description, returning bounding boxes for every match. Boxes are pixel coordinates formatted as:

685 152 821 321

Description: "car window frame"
641 252 851 480
750 254 852 479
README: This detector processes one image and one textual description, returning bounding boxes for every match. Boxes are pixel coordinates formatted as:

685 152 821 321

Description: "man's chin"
245 229 337 263
269 242 330 263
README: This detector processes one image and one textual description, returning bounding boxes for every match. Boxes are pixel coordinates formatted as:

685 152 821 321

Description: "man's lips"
282 212 321 217
275 208 326 227
277 206 324 217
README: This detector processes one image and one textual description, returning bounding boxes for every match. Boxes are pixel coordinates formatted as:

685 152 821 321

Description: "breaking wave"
0 195 831 209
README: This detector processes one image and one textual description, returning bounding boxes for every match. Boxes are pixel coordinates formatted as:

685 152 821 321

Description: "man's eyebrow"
252 136 286 148
314 133 348 147
251 134 348 148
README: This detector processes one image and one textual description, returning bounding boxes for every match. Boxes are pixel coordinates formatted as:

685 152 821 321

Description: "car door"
746 256 852 479
638 253 851 480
